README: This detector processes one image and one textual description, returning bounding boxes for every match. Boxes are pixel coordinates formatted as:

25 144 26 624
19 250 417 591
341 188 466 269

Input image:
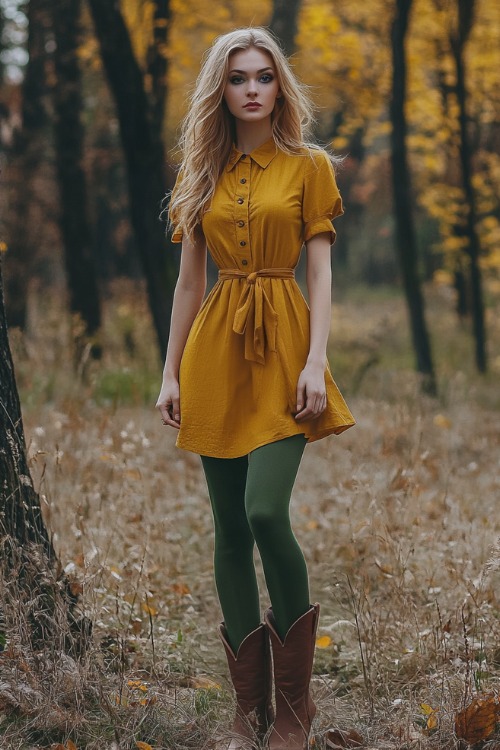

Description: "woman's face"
223 47 281 124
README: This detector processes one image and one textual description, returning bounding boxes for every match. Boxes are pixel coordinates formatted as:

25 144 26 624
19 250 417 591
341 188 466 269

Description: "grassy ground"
1 278 500 749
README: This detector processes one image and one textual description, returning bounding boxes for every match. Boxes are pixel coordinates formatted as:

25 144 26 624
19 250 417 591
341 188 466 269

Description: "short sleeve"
302 150 344 244
169 170 184 244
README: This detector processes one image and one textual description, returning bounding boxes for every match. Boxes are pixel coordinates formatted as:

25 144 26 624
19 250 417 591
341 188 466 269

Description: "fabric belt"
218 267 295 365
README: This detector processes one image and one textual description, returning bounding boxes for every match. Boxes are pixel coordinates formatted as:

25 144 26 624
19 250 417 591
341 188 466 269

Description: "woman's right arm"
156 226 207 429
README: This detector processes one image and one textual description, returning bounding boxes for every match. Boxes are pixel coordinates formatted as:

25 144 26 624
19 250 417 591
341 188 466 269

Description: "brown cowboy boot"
219 622 275 749
264 604 320 750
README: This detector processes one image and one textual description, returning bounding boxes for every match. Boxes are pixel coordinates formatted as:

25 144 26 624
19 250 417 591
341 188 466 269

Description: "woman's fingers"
296 379 306 414
156 377 181 429
172 396 181 423
157 397 181 429
295 388 327 422
160 404 181 429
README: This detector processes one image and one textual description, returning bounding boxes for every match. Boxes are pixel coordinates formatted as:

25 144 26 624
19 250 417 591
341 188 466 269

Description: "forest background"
0 1 500 749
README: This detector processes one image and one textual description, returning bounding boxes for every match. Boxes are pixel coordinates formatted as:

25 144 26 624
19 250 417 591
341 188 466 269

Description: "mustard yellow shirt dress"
171 137 355 458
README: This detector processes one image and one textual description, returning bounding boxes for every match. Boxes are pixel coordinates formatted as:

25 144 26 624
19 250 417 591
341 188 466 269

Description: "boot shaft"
219 622 274 739
265 604 320 749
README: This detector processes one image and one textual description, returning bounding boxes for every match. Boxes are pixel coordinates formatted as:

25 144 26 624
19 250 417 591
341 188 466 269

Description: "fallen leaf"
427 713 438 730
139 696 157 706
67 741 78 750
171 583 190 595
374 559 394 576
141 603 158 616
125 468 142 480
128 513 143 523
74 553 85 568
316 635 332 649
455 694 499 744
433 414 452 429
420 703 436 716
325 728 364 748
190 676 221 689
69 580 83 597
136 742 154 750
127 679 146 689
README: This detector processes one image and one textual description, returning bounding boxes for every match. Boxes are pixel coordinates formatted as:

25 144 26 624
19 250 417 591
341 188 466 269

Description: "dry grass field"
1 279 500 750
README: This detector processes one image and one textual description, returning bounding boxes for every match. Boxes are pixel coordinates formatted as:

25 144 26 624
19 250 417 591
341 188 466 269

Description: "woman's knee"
215 516 255 555
246 501 288 542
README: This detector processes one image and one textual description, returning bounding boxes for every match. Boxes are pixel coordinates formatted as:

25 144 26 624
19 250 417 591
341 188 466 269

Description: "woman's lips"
244 102 262 108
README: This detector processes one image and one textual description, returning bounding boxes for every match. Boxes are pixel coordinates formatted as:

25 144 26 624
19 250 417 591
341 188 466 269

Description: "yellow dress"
171 137 355 458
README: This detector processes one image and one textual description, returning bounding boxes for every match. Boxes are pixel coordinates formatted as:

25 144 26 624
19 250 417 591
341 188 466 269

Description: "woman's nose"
246 79 258 95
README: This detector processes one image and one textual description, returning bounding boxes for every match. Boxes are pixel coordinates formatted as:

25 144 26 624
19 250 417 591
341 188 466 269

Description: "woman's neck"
234 118 273 154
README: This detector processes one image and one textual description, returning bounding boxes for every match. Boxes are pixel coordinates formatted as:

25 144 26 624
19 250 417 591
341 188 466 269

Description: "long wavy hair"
167 27 323 241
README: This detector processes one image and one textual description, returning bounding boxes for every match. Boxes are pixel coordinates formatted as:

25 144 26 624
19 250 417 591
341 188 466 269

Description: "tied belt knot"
218 267 295 364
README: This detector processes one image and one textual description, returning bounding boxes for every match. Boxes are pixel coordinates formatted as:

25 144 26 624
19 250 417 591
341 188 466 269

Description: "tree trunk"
146 0 171 135
51 0 101 346
389 0 436 394
450 0 487 372
3 0 48 330
0 257 90 653
88 0 177 357
269 0 302 57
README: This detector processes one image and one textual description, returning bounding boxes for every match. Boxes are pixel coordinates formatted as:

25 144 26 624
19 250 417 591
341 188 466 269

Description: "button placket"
235 157 251 269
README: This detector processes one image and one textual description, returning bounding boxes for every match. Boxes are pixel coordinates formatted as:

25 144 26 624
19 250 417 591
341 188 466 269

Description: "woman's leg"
245 434 310 640
200 454 261 652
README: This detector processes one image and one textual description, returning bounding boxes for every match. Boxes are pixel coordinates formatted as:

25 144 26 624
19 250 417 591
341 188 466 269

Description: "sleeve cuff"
304 217 337 244
171 226 183 243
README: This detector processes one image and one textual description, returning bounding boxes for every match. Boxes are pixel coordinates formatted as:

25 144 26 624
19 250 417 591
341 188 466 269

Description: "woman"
157 27 355 750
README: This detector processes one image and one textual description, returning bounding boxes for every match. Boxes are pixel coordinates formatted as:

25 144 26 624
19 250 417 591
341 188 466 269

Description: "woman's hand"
294 361 327 422
156 377 181 429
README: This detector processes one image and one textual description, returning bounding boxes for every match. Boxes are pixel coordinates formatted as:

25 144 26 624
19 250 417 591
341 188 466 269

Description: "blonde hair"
167 27 324 241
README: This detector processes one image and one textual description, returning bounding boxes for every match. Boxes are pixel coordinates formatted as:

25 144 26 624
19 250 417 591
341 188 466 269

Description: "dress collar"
226 136 278 172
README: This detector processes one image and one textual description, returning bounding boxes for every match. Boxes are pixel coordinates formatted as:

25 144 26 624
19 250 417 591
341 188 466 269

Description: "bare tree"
449 0 487 372
88 0 177 356
0 258 89 653
3 0 48 330
51 0 101 349
390 0 436 393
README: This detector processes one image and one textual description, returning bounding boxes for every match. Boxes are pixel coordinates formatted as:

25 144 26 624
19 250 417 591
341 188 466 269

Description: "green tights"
200 434 310 653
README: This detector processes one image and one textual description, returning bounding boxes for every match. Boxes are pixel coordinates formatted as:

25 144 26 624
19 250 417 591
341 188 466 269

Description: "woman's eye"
261 74 274 83
230 76 243 84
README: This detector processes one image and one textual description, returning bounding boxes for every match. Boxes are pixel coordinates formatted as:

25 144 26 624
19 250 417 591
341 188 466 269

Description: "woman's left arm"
295 231 332 423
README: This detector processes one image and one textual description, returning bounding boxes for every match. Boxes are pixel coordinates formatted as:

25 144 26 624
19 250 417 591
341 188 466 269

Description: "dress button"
240 241 246 247
237 198 244 204
238 221 245 227
240 178 247 184
242 259 248 266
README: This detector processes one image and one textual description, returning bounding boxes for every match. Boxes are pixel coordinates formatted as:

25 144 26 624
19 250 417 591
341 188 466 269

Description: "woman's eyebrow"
228 67 274 74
